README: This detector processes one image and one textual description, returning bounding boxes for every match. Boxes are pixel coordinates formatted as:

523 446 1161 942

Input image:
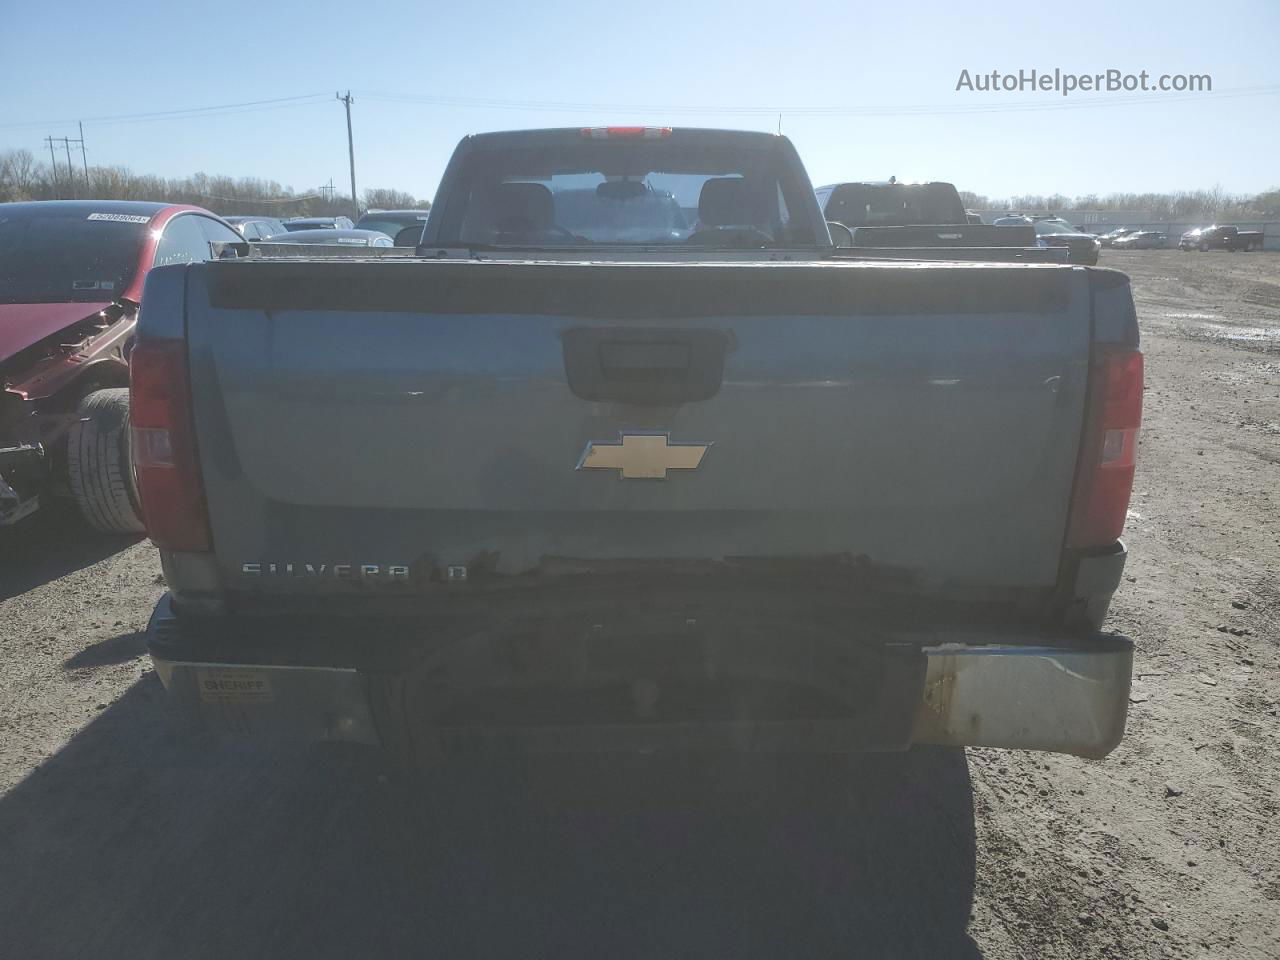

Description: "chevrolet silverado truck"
815 180 1040 253
141 127 1140 764
1179 225 1264 252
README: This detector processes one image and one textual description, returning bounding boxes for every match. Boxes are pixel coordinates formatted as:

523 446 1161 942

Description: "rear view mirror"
394 225 424 247
212 240 251 259
827 221 855 248
597 180 648 201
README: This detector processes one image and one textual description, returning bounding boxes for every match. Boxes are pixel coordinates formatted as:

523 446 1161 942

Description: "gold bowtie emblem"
577 433 711 479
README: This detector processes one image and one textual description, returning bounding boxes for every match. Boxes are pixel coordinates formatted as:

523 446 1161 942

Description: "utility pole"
79 121 89 184
63 138 74 198
45 133 88 198
336 91 358 218
45 137 60 197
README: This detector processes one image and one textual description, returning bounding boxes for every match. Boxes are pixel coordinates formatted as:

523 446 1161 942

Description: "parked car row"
1083 223 1264 253
980 221 1268 255
222 212 431 246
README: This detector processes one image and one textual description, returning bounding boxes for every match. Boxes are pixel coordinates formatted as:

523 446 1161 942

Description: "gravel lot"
1 249 1276 959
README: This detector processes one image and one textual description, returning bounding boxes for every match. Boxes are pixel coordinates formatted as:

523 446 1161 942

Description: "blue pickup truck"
137 127 1140 765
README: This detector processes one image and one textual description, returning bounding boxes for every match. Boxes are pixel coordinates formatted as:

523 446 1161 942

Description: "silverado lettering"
241 563 410 579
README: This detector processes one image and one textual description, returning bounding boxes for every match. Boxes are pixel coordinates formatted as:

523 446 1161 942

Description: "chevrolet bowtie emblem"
577 433 711 480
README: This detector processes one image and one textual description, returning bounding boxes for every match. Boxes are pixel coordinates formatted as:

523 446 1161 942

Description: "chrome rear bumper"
148 596 1132 759
912 634 1132 759
153 658 380 746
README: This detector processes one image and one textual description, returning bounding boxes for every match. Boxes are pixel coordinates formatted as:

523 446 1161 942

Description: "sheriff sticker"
86 212 152 223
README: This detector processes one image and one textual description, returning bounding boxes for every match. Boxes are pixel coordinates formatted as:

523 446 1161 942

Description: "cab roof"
816 181 957 190
462 127 784 148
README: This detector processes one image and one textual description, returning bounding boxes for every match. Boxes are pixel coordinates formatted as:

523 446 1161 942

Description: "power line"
83 97 335 129
0 93 331 130
356 84 1280 119
7 84 1276 133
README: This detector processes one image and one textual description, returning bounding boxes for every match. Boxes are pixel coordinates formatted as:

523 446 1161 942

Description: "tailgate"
185 259 1092 597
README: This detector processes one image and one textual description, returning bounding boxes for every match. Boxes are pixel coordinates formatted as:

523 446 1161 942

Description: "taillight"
580 126 672 139
129 339 212 552
1067 349 1143 549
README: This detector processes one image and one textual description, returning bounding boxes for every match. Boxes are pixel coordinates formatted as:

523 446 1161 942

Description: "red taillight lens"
129 339 211 552
1067 349 1143 549
580 126 673 139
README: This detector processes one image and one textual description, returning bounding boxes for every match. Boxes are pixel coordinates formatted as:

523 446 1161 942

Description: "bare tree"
0 149 45 201
362 188 429 211
5 151 1268 224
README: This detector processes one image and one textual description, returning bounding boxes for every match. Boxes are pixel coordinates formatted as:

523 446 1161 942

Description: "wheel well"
48 359 130 412
78 360 130 391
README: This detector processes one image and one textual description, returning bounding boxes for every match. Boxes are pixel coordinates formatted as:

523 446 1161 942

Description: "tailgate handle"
562 327 730 404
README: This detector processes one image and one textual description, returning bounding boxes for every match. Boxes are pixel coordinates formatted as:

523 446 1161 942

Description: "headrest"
698 177 752 227
491 181 554 230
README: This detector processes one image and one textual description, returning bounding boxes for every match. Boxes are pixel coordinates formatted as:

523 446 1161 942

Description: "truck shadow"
0 505 141 602
0 679 981 960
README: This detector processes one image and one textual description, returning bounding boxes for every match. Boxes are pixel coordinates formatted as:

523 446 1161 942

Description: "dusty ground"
0 249 1276 959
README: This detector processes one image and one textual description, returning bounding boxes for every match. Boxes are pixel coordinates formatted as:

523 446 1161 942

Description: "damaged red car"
0 200 242 531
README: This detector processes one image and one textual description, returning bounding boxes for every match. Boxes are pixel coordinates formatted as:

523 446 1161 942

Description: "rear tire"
68 388 144 534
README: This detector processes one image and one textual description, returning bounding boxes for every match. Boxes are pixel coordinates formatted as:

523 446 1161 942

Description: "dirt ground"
0 249 1276 959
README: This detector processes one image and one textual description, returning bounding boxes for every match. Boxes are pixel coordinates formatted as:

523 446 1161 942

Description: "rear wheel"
67 388 144 534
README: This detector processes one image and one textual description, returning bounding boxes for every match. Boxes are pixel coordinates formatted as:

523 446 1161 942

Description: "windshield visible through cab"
825 183 967 228
443 140 812 247
0 212 148 304
356 217 424 238
1034 220 1077 236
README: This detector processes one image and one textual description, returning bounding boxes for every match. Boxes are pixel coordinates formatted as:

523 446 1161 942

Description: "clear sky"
2 0 1277 204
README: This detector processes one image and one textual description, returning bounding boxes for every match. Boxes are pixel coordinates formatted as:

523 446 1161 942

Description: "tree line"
957 186 1280 221
0 149 429 216
4 147 1276 222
